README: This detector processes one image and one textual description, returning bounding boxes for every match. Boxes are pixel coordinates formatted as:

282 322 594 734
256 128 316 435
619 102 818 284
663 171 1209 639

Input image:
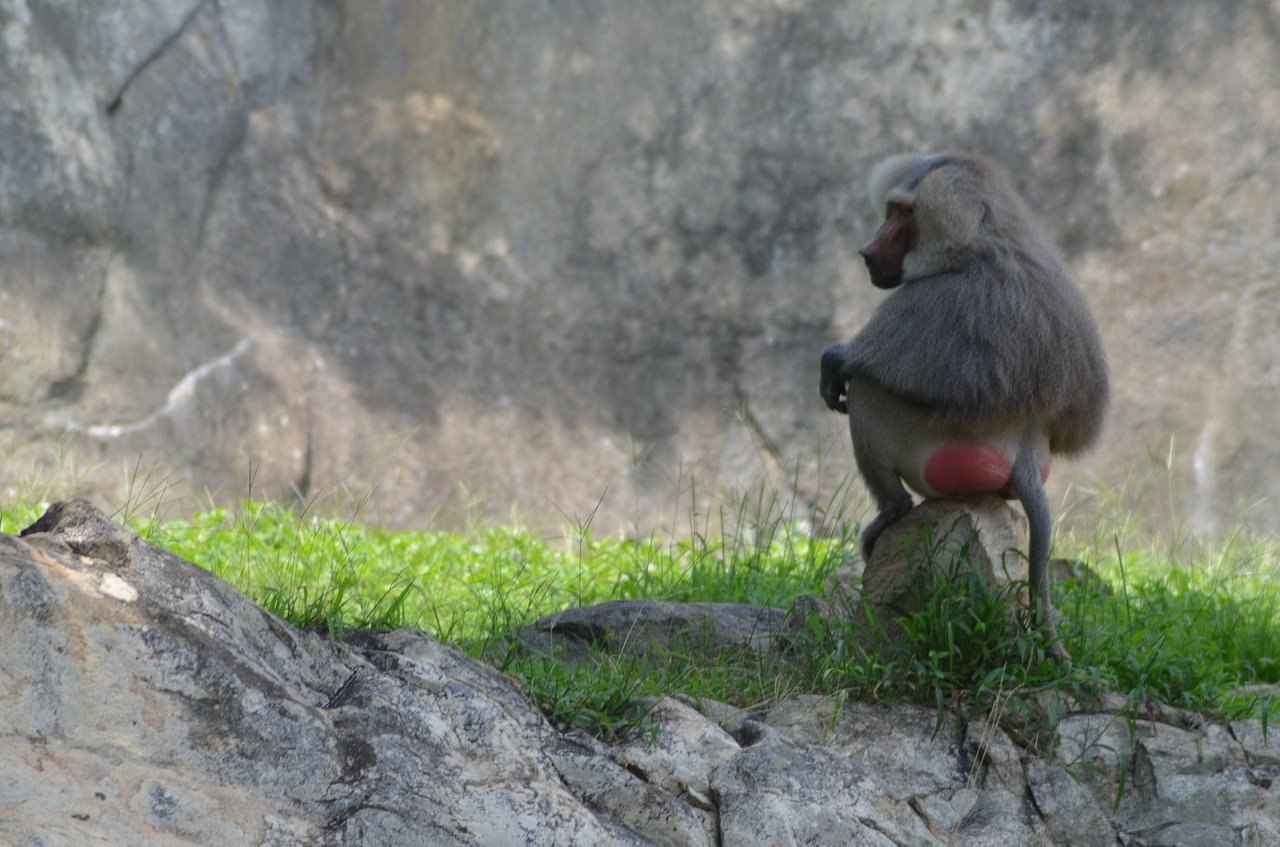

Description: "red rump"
923 444 1051 499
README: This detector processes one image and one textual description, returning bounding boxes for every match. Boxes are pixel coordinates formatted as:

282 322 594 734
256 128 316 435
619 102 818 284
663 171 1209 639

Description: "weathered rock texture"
1 1 1278 535
517 599 785 662
860 496 1030 612
4 500 1280 845
783 495 1031 641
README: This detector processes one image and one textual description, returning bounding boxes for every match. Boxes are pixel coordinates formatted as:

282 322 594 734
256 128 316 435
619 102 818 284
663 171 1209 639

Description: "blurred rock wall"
2 0 1278 536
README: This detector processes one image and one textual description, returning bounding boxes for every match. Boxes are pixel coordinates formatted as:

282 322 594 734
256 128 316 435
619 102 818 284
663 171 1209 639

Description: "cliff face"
3 1 1278 534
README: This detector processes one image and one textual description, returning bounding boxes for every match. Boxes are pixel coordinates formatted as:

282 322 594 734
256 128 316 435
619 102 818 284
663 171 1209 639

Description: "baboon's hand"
819 345 849 414
821 381 849 414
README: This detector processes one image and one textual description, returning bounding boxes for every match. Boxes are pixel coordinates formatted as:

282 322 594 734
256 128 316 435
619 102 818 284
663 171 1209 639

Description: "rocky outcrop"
516 600 785 661
4 500 660 846
2 1 1279 535
4 500 1279 845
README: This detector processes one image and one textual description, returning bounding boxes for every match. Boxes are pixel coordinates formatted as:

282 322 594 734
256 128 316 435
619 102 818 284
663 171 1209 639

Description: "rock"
766 698 1046 844
543 731 718 847
1232 717 1280 766
1024 758 1117 847
1056 712 1278 844
769 698 966 792
612 696 741 815
514 599 785 661
3 2 1280 537
796 497 1032 645
863 497 1030 606
712 738 945 847
782 498 1037 650
1 500 654 846
944 787 1047 847
670 692 764 738
782 560 864 634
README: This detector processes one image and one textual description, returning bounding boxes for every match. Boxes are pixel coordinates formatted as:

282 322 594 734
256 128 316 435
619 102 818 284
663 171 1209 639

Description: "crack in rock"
66 338 252 438
104 0 212 114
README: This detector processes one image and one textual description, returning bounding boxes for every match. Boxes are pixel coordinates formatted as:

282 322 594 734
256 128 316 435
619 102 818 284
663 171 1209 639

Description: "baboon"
819 153 1109 662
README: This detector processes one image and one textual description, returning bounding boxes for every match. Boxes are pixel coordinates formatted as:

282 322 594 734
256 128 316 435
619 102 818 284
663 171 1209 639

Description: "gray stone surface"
860 496 1030 617
614 696 741 814
1025 758 1117 847
2 500 653 846
1057 712 1280 845
543 731 718 847
714 740 945 847
784 496 1034 649
767 698 1049 845
516 599 785 660
1 2 1278 536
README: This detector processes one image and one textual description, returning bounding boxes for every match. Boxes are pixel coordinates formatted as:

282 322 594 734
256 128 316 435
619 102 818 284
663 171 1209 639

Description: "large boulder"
1 1 1278 535
1 500 661 846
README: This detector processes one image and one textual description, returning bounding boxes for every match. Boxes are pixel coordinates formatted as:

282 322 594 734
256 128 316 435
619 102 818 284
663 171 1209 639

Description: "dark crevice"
953 715 975 783
621 762 649 783
180 0 249 275
293 419 315 505
207 0 242 93
857 813 919 845
46 265 108 404
193 117 247 244
546 620 611 650
1022 770 1047 822
324 669 360 710
1225 720 1244 752
103 0 212 115
323 796 398 833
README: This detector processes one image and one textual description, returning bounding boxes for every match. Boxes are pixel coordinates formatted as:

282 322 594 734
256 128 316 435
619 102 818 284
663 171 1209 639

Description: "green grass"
1068 537 1280 717
4 493 1278 741
121 499 845 641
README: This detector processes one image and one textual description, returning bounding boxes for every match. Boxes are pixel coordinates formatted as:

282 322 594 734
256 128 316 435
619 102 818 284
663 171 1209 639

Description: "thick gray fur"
823 153 1110 662
844 154 1109 454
